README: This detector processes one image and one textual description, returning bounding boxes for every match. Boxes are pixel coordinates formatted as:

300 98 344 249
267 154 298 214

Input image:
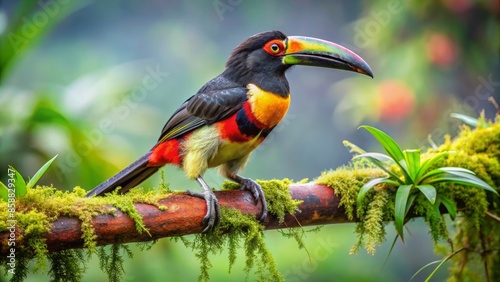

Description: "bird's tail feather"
86 152 159 197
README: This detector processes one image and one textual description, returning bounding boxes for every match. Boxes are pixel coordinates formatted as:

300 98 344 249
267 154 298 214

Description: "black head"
223 31 290 94
222 30 373 95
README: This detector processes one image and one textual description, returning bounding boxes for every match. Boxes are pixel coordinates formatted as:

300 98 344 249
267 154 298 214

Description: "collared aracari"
86 30 373 232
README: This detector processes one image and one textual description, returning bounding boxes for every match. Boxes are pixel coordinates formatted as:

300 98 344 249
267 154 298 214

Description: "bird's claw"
186 189 221 233
238 178 268 222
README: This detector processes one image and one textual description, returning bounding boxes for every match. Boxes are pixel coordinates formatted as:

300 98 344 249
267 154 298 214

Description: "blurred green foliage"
334 0 499 145
1 0 498 281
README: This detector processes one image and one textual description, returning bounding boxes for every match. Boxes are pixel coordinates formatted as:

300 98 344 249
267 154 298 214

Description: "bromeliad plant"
355 126 497 241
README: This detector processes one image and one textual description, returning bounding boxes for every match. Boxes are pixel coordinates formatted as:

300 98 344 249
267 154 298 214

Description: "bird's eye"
263 40 285 56
270 43 280 53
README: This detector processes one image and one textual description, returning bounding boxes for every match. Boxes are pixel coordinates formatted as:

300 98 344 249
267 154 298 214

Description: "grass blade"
394 184 413 241
27 155 58 188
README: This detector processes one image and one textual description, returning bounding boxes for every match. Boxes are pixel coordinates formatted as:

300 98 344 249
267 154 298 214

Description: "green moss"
318 117 500 281
180 179 303 282
47 249 85 282
412 194 448 242
1 119 498 281
317 167 385 221
222 178 301 223
98 244 133 282
435 121 500 281
0 177 306 282
189 207 283 282
0 185 169 281
317 167 393 254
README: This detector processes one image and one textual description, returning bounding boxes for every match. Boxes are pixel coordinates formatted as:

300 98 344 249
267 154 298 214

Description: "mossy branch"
1 117 498 281
0 182 347 256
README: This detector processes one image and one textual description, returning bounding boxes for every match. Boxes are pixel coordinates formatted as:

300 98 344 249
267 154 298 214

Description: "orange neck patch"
246 84 290 128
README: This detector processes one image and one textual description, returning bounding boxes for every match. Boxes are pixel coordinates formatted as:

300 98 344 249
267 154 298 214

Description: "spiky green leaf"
416 184 437 204
403 149 420 182
0 182 8 202
438 167 477 174
394 184 413 241
415 152 450 182
9 166 27 198
359 126 411 181
426 172 497 194
450 113 479 128
359 125 405 161
439 196 457 220
383 235 399 267
357 177 401 205
353 153 403 182
27 155 58 188
404 193 418 221
420 167 475 183
353 152 395 163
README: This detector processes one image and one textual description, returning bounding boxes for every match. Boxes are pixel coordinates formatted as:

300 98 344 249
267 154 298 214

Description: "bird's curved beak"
283 36 373 78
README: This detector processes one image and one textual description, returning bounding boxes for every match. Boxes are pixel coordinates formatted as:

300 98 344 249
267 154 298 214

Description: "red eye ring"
263 40 285 56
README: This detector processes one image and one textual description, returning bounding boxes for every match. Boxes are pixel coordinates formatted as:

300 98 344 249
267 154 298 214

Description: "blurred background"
0 0 498 281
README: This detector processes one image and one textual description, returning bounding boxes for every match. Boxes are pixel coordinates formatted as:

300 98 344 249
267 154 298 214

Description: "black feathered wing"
157 78 248 143
86 76 248 196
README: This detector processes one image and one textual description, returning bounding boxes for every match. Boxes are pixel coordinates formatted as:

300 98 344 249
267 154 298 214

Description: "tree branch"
0 183 349 255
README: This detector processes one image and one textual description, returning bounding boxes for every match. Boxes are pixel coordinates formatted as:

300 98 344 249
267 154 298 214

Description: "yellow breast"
247 84 290 128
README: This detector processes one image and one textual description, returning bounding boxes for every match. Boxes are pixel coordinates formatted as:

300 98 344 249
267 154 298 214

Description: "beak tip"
354 66 374 78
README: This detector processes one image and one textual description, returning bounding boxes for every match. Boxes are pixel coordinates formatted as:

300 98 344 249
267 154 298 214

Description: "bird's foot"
186 188 221 233
237 176 268 222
